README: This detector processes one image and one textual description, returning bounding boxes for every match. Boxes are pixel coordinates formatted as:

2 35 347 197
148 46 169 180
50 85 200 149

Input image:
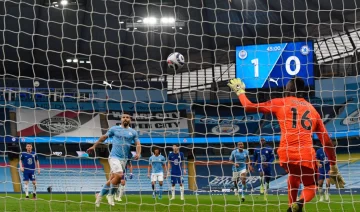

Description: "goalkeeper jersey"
239 94 336 169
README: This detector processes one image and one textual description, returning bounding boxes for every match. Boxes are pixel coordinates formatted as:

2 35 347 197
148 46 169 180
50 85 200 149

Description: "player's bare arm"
135 141 141 160
36 159 40 175
163 164 167 179
183 160 187 175
19 159 24 172
87 134 108 152
147 164 151 178
246 156 253 172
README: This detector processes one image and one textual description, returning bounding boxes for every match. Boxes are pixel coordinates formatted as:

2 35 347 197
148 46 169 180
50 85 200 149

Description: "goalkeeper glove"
329 165 345 189
227 78 246 95
129 173 133 180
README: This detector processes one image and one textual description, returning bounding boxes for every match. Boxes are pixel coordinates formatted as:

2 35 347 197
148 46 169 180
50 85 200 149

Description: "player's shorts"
232 169 247 181
257 165 272 176
171 175 184 185
151 173 164 182
108 158 127 173
23 171 36 181
318 168 330 180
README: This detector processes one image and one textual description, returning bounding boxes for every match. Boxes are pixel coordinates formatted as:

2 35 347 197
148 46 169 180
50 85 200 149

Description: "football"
167 52 185 70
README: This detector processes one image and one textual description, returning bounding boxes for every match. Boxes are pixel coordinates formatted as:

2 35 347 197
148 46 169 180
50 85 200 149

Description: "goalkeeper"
228 77 345 212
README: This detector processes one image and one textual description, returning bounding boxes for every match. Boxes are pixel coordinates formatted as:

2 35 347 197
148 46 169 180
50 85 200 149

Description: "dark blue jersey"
168 152 184 175
20 152 38 172
253 146 275 164
316 148 330 170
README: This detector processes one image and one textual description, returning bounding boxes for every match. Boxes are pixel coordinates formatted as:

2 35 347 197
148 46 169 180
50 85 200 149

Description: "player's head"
237 142 244 150
26 143 33 152
260 138 266 146
121 112 131 128
153 147 160 156
172 144 179 153
285 77 305 97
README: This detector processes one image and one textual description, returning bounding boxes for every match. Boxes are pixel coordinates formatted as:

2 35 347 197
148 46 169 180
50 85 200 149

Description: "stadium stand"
20 157 106 193
0 156 14 192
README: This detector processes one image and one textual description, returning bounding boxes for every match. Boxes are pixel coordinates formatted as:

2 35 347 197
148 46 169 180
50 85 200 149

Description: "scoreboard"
235 41 314 89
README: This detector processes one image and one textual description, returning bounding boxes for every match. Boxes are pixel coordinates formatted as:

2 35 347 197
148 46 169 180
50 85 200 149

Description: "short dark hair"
153 146 160 152
287 77 305 97
122 111 131 116
26 143 32 146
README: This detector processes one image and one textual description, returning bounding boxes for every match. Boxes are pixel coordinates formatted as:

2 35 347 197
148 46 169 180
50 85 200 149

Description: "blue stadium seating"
0 156 15 192
20 158 106 193
20 157 189 193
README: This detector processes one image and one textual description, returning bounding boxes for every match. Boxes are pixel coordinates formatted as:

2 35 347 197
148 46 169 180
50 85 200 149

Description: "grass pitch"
0 194 359 212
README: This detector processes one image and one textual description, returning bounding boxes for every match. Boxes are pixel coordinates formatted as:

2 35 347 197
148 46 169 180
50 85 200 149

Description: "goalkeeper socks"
171 186 175 198
109 183 118 195
24 184 29 196
99 184 110 196
260 176 264 186
33 184 37 194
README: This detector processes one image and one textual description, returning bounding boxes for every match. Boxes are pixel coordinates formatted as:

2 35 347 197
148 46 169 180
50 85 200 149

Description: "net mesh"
0 0 359 211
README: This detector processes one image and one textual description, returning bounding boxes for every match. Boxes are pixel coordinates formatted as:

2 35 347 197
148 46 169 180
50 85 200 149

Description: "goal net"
0 0 359 211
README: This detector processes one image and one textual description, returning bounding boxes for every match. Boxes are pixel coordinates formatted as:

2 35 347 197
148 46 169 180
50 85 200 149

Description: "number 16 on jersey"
235 41 314 89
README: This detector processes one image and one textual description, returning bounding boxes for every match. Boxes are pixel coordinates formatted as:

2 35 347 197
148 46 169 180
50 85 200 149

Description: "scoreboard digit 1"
235 41 314 89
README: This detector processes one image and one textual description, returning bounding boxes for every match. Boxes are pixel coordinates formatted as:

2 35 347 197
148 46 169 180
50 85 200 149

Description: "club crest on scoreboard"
300 45 310 55
238 50 247 60
211 125 240 135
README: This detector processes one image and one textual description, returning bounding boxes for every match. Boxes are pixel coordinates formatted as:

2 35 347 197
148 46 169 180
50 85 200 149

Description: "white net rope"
0 0 359 211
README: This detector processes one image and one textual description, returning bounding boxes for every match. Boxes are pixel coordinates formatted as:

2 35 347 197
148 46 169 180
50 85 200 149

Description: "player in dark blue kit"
316 147 331 201
253 138 275 200
19 143 40 199
168 144 186 200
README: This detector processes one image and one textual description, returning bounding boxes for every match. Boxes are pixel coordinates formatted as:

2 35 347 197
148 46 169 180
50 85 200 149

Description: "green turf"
0 194 359 212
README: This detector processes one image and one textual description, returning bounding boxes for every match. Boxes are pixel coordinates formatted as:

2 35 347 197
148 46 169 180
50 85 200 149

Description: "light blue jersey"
229 149 249 172
149 155 166 174
106 126 139 160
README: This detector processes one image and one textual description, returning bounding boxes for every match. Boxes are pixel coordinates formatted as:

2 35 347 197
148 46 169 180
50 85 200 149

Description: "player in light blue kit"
253 138 275 200
316 147 331 201
168 144 186 200
19 143 40 199
148 147 167 200
114 151 133 202
229 142 253 202
87 112 141 207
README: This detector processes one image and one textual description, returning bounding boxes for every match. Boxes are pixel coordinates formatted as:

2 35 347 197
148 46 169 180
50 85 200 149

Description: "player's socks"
99 184 110 196
159 185 163 199
241 184 245 203
180 185 184 200
24 184 29 197
33 184 37 194
171 186 175 199
109 183 118 195
119 185 125 198
260 176 264 193
152 184 156 198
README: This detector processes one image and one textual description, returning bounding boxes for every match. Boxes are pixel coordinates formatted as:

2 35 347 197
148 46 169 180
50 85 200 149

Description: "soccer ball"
167 52 185 70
